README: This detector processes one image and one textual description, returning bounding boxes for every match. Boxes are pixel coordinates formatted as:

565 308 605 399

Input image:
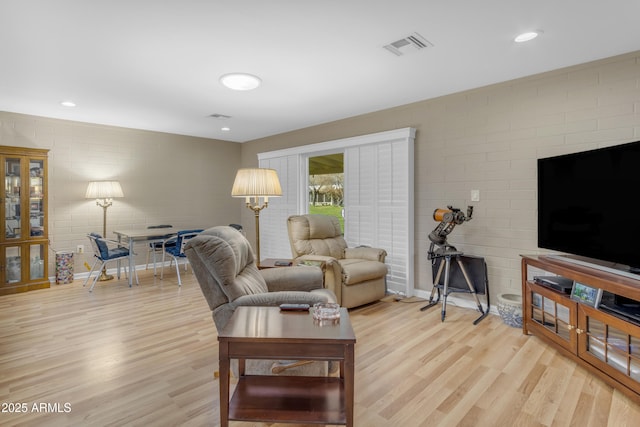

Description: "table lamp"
231 168 282 265
86 180 124 280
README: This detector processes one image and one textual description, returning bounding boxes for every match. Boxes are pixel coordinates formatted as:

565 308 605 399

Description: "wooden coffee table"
217 306 356 426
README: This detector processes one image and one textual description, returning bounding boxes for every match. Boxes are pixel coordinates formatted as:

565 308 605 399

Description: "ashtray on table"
313 302 340 322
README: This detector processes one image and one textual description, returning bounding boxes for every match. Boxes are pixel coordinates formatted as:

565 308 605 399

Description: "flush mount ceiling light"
219 73 262 91
60 100 76 107
515 30 543 43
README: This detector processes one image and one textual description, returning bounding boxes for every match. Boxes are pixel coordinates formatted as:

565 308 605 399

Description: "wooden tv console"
521 255 640 402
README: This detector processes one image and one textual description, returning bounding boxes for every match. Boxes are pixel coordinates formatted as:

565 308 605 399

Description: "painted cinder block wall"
0 113 242 278
1 51 639 301
241 51 640 302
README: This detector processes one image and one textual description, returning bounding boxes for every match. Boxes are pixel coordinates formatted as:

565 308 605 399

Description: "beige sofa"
287 214 388 308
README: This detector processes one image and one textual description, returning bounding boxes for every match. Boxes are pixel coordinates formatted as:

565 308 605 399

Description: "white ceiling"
2 1 640 143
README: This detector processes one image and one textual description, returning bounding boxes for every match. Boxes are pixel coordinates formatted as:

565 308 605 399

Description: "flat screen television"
537 140 640 274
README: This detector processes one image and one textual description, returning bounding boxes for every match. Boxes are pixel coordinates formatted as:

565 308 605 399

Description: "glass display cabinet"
1 146 49 295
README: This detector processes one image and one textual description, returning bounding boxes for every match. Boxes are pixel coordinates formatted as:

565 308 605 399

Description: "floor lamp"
86 180 124 281
231 168 282 265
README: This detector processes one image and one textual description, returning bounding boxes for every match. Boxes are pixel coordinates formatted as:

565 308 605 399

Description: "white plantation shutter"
258 128 415 296
344 138 413 295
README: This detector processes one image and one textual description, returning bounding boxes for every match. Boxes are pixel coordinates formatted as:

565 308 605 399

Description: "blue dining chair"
84 233 139 292
160 229 204 286
144 224 175 274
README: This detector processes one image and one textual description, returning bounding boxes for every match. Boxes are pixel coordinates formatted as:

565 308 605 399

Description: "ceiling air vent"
383 32 433 56
209 113 232 119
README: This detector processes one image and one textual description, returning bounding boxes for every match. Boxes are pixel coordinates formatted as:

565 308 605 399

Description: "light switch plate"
471 189 480 202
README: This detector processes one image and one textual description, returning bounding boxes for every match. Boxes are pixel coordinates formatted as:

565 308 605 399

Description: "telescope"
422 204 487 324
428 205 473 250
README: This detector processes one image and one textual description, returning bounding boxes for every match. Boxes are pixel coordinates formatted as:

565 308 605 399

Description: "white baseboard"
52 261 176 283
394 288 499 316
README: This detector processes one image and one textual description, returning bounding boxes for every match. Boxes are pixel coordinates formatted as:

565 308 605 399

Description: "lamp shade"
85 181 124 199
231 168 282 197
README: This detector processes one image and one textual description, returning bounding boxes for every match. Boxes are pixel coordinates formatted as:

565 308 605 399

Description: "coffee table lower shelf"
229 375 345 424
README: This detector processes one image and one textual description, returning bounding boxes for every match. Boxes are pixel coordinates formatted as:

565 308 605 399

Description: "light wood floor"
1 268 640 427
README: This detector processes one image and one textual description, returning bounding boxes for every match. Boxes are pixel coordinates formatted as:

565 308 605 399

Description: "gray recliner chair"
287 214 388 308
184 225 336 375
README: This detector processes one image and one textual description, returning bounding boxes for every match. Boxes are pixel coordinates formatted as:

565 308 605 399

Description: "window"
309 153 344 232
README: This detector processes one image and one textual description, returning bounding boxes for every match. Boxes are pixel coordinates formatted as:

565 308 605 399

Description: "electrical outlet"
471 189 480 202
77 244 84 254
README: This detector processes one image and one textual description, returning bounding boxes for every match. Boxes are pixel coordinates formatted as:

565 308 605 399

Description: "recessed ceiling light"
60 100 76 107
219 73 261 91
515 30 542 43
221 127 231 132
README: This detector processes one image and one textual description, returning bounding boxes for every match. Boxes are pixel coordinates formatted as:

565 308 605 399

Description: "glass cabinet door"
4 245 21 284
28 159 45 238
526 281 577 351
578 305 640 393
29 243 45 281
4 157 22 240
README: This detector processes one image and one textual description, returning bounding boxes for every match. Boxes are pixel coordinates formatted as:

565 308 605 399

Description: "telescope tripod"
420 249 489 324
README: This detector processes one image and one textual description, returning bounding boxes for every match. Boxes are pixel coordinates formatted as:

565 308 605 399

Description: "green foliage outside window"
308 204 344 233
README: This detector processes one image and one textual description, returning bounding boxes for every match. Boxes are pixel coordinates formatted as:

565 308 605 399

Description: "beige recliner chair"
184 225 336 375
287 214 388 308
